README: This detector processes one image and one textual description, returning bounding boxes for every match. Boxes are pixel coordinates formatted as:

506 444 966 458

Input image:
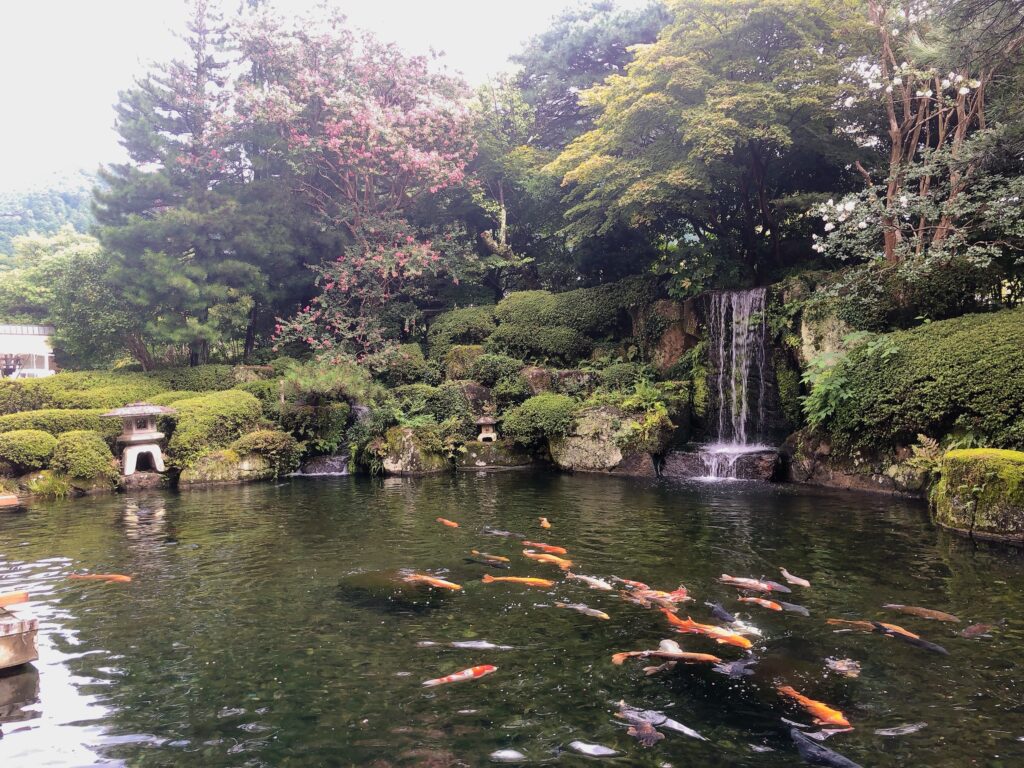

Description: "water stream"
1 474 1022 767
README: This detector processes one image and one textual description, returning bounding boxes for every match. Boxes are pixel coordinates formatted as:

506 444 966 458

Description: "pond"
1 472 1023 767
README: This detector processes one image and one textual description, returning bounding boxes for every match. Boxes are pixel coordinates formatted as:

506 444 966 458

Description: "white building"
0 324 56 378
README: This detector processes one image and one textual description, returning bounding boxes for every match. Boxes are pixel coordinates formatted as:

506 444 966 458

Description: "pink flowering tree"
235 10 477 355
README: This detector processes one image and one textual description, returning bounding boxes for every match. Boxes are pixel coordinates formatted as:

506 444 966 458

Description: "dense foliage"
50 430 118 484
0 429 58 473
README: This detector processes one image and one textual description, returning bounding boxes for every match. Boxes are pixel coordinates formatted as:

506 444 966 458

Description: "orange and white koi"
0 591 29 607
403 573 463 591
471 550 510 562
661 609 753 649
738 596 783 612
522 541 568 555
522 549 573 570
611 576 649 590
719 574 789 593
422 664 497 687
481 574 554 588
612 637 721 665
780 568 811 588
538 517 551 529
436 517 459 528
777 685 851 727
566 572 613 590
69 573 132 583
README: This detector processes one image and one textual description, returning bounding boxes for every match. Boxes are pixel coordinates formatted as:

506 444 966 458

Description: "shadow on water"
0 472 1022 766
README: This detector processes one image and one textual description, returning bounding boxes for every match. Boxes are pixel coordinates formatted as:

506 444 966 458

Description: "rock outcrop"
379 428 449 476
548 406 666 477
931 449 1024 543
178 450 275 486
457 441 533 471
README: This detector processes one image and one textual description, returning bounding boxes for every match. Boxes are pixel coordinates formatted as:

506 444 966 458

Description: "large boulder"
661 449 778 481
548 406 668 477
178 449 274 486
648 299 700 374
457 440 533 471
931 449 1024 543
521 366 554 395
379 427 449 476
780 429 926 495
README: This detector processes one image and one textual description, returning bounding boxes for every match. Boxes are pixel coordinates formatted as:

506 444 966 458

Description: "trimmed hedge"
0 409 121 441
427 306 497 360
50 430 118 484
0 429 57 473
149 390 203 406
230 429 301 478
485 324 592 364
813 308 1024 451
470 353 523 387
444 345 485 381
237 380 282 420
370 344 439 387
501 393 580 448
147 365 237 392
166 390 263 469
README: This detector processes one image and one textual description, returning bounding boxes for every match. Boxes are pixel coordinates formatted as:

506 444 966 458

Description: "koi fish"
739 596 783 611
779 601 811 617
471 550 510 562
538 517 551 529
565 572 613 590
616 701 706 741
522 541 568 555
960 622 995 638
436 517 459 528
780 568 811 588
464 557 510 570
417 640 514 650
825 658 862 678
661 609 753 649
777 685 851 727
0 591 29 607
827 618 877 632
611 647 721 665
870 621 949 655
790 728 863 768
482 526 526 539
611 576 649 590
719 574 791 593
522 549 573 570
627 721 665 748
706 602 737 623
422 664 497 687
882 604 960 623
555 602 610 620
68 573 132 583
481 574 554 588
403 573 463 591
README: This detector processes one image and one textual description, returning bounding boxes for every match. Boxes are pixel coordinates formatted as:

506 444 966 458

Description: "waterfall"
701 288 771 479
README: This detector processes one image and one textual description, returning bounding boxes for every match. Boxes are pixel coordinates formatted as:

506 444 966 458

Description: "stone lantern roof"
101 402 177 418
475 415 497 425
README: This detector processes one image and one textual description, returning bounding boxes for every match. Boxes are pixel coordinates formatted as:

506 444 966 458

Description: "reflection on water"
0 473 1022 767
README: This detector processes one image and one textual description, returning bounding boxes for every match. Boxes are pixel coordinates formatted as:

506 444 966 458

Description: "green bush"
0 409 121 441
599 362 648 391
26 470 71 499
369 344 439 386
427 306 497 359
810 308 1024 452
493 375 531 410
494 278 655 335
0 429 57 473
282 358 379 408
166 390 263 469
50 430 117 484
147 365 237 392
237 380 282 421
444 345 485 381
426 382 473 423
230 429 301 477
470 353 523 387
149 390 203 406
0 371 166 415
485 323 592 365
280 401 351 455
0 380 45 415
501 393 580 447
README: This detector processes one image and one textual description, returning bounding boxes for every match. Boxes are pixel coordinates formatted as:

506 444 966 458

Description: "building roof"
101 402 177 418
0 325 55 336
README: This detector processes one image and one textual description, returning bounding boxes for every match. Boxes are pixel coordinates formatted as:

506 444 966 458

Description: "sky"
0 0 643 191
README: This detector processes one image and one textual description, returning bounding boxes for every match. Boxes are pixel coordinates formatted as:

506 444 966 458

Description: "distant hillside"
0 171 98 258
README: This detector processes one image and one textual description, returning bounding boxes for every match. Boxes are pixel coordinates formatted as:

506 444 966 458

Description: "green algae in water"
1 473 1023 767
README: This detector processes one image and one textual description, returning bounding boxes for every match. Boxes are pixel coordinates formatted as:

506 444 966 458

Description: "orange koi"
0 591 29 607
611 650 721 665
68 573 132 583
826 618 877 631
522 549 573 570
403 573 463 591
661 609 753 649
481 574 555 588
522 541 568 555
738 597 783 612
471 550 510 562
538 517 551 529
777 685 851 728
436 517 459 528
827 618 920 639
422 664 497 687
611 576 649 590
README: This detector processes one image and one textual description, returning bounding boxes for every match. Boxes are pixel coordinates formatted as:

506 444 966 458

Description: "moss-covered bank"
931 449 1024 543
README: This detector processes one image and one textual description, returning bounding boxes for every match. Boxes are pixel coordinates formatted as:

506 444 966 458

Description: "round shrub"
147 365 237 392
0 429 57 473
426 382 473 423
0 409 122 442
501 393 580 448
230 430 301 477
494 291 561 326
484 324 592 365
0 380 45 415
237 380 282 421
166 390 263 469
599 362 647 391
810 308 1024 452
443 345 485 381
149 390 203 406
369 344 438 387
427 306 497 360
50 430 117 484
493 375 531 410
280 401 351 455
470 353 523 387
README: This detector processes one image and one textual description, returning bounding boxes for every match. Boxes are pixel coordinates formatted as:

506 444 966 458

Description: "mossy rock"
931 449 1024 542
178 449 275 486
456 440 533 471
230 430 301 478
443 345 485 381
520 366 555 395
379 427 450 476
548 406 659 476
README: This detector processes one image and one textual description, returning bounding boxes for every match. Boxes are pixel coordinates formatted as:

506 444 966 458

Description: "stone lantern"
101 403 177 476
476 415 498 443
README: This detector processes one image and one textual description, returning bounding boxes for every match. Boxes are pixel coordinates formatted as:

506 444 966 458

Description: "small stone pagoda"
101 403 177 476
475 415 498 443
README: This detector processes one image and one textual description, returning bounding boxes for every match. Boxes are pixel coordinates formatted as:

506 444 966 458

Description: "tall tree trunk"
243 302 259 361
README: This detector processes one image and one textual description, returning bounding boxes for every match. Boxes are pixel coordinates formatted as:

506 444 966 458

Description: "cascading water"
700 288 772 480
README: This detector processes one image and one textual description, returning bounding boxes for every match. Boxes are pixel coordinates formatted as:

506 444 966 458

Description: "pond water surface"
1 472 1023 767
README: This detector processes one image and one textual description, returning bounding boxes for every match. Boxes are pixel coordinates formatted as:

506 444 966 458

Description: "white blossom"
968 79 981 88
869 82 883 91
858 221 867 229
824 222 835 232
885 85 893 94
940 78 950 88
843 200 856 212
958 86 970 95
